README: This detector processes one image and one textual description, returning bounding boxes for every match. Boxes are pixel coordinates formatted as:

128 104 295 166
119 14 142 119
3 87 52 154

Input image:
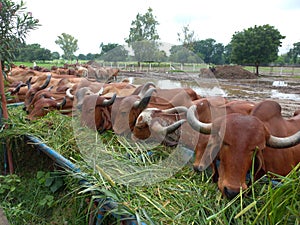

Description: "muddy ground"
119 65 300 117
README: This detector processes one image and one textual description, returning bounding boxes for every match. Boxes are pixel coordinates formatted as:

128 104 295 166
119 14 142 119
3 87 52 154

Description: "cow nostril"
193 164 200 172
224 186 239 199
193 164 205 172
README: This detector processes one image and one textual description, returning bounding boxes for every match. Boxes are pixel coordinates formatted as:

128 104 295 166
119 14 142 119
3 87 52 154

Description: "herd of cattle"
5 64 300 199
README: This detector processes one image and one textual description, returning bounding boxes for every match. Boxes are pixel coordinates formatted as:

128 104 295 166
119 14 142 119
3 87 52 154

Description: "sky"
24 0 300 55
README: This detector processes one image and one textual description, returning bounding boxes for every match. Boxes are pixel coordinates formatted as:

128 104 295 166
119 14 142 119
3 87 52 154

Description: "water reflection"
271 90 300 101
126 76 300 101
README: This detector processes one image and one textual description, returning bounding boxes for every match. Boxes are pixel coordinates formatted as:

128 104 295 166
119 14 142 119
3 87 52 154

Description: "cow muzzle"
223 186 240 199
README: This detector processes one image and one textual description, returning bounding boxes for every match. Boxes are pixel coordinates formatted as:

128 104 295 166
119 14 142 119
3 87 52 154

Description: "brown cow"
24 76 83 112
132 97 255 185
26 96 73 121
80 94 116 132
111 87 200 136
187 100 300 199
72 80 136 110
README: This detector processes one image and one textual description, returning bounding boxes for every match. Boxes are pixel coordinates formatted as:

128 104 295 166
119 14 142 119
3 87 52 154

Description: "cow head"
187 105 300 199
80 93 116 132
111 88 156 136
24 73 52 108
26 96 67 121
75 87 95 110
132 107 187 146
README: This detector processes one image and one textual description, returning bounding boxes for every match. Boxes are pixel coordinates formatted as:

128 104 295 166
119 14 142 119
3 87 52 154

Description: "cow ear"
253 147 265 179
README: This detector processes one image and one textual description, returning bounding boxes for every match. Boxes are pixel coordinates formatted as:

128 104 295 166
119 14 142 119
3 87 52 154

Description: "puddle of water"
126 76 300 101
270 90 300 101
272 81 288 87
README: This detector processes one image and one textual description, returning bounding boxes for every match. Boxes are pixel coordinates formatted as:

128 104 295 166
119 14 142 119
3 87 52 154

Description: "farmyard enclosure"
1 64 300 224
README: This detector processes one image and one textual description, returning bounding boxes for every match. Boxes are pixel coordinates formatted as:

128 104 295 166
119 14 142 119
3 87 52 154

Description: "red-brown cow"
111 86 200 136
26 96 73 121
79 87 155 132
132 98 255 181
187 100 300 199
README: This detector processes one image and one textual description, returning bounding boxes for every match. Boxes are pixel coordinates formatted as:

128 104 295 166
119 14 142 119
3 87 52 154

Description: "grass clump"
0 106 299 224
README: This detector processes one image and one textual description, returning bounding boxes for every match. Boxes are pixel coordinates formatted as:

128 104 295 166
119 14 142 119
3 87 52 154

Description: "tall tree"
230 24 285 75
287 42 300 64
55 33 78 61
125 7 160 44
177 24 196 51
125 8 160 66
0 0 39 71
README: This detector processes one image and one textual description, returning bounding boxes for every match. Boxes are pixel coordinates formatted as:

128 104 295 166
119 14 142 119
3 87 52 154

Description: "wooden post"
0 61 14 174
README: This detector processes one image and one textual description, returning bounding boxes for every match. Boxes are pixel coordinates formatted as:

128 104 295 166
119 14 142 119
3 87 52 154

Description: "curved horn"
56 97 66 109
161 106 188 114
97 87 104 96
267 130 300 148
138 82 156 98
151 119 186 135
26 77 33 90
133 87 156 109
187 105 212 135
66 88 74 99
11 82 26 94
39 73 52 90
47 86 54 91
102 93 116 106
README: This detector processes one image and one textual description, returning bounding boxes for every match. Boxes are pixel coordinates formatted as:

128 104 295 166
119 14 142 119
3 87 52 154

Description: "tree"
169 45 201 64
125 7 160 44
51 51 60 60
100 45 128 63
125 8 160 66
223 44 232 64
100 43 120 55
193 38 224 64
15 43 52 61
230 24 285 75
55 33 78 61
177 24 196 51
287 42 300 64
0 0 39 71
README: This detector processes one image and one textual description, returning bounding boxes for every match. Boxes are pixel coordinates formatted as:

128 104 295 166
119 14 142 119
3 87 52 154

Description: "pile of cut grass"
1 106 299 224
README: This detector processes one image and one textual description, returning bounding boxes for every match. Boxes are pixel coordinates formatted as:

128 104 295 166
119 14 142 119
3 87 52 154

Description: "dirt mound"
213 65 257 79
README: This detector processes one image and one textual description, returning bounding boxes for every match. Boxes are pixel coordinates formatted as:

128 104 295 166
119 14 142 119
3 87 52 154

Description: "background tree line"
2 1 300 76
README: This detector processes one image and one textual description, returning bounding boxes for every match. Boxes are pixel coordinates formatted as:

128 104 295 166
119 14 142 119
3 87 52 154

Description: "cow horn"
97 87 104 96
39 73 52 90
66 88 74 99
56 97 66 109
187 105 212 134
102 93 116 106
26 77 33 90
267 130 300 148
11 82 26 94
133 87 156 109
138 82 156 98
161 106 188 114
151 119 186 135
